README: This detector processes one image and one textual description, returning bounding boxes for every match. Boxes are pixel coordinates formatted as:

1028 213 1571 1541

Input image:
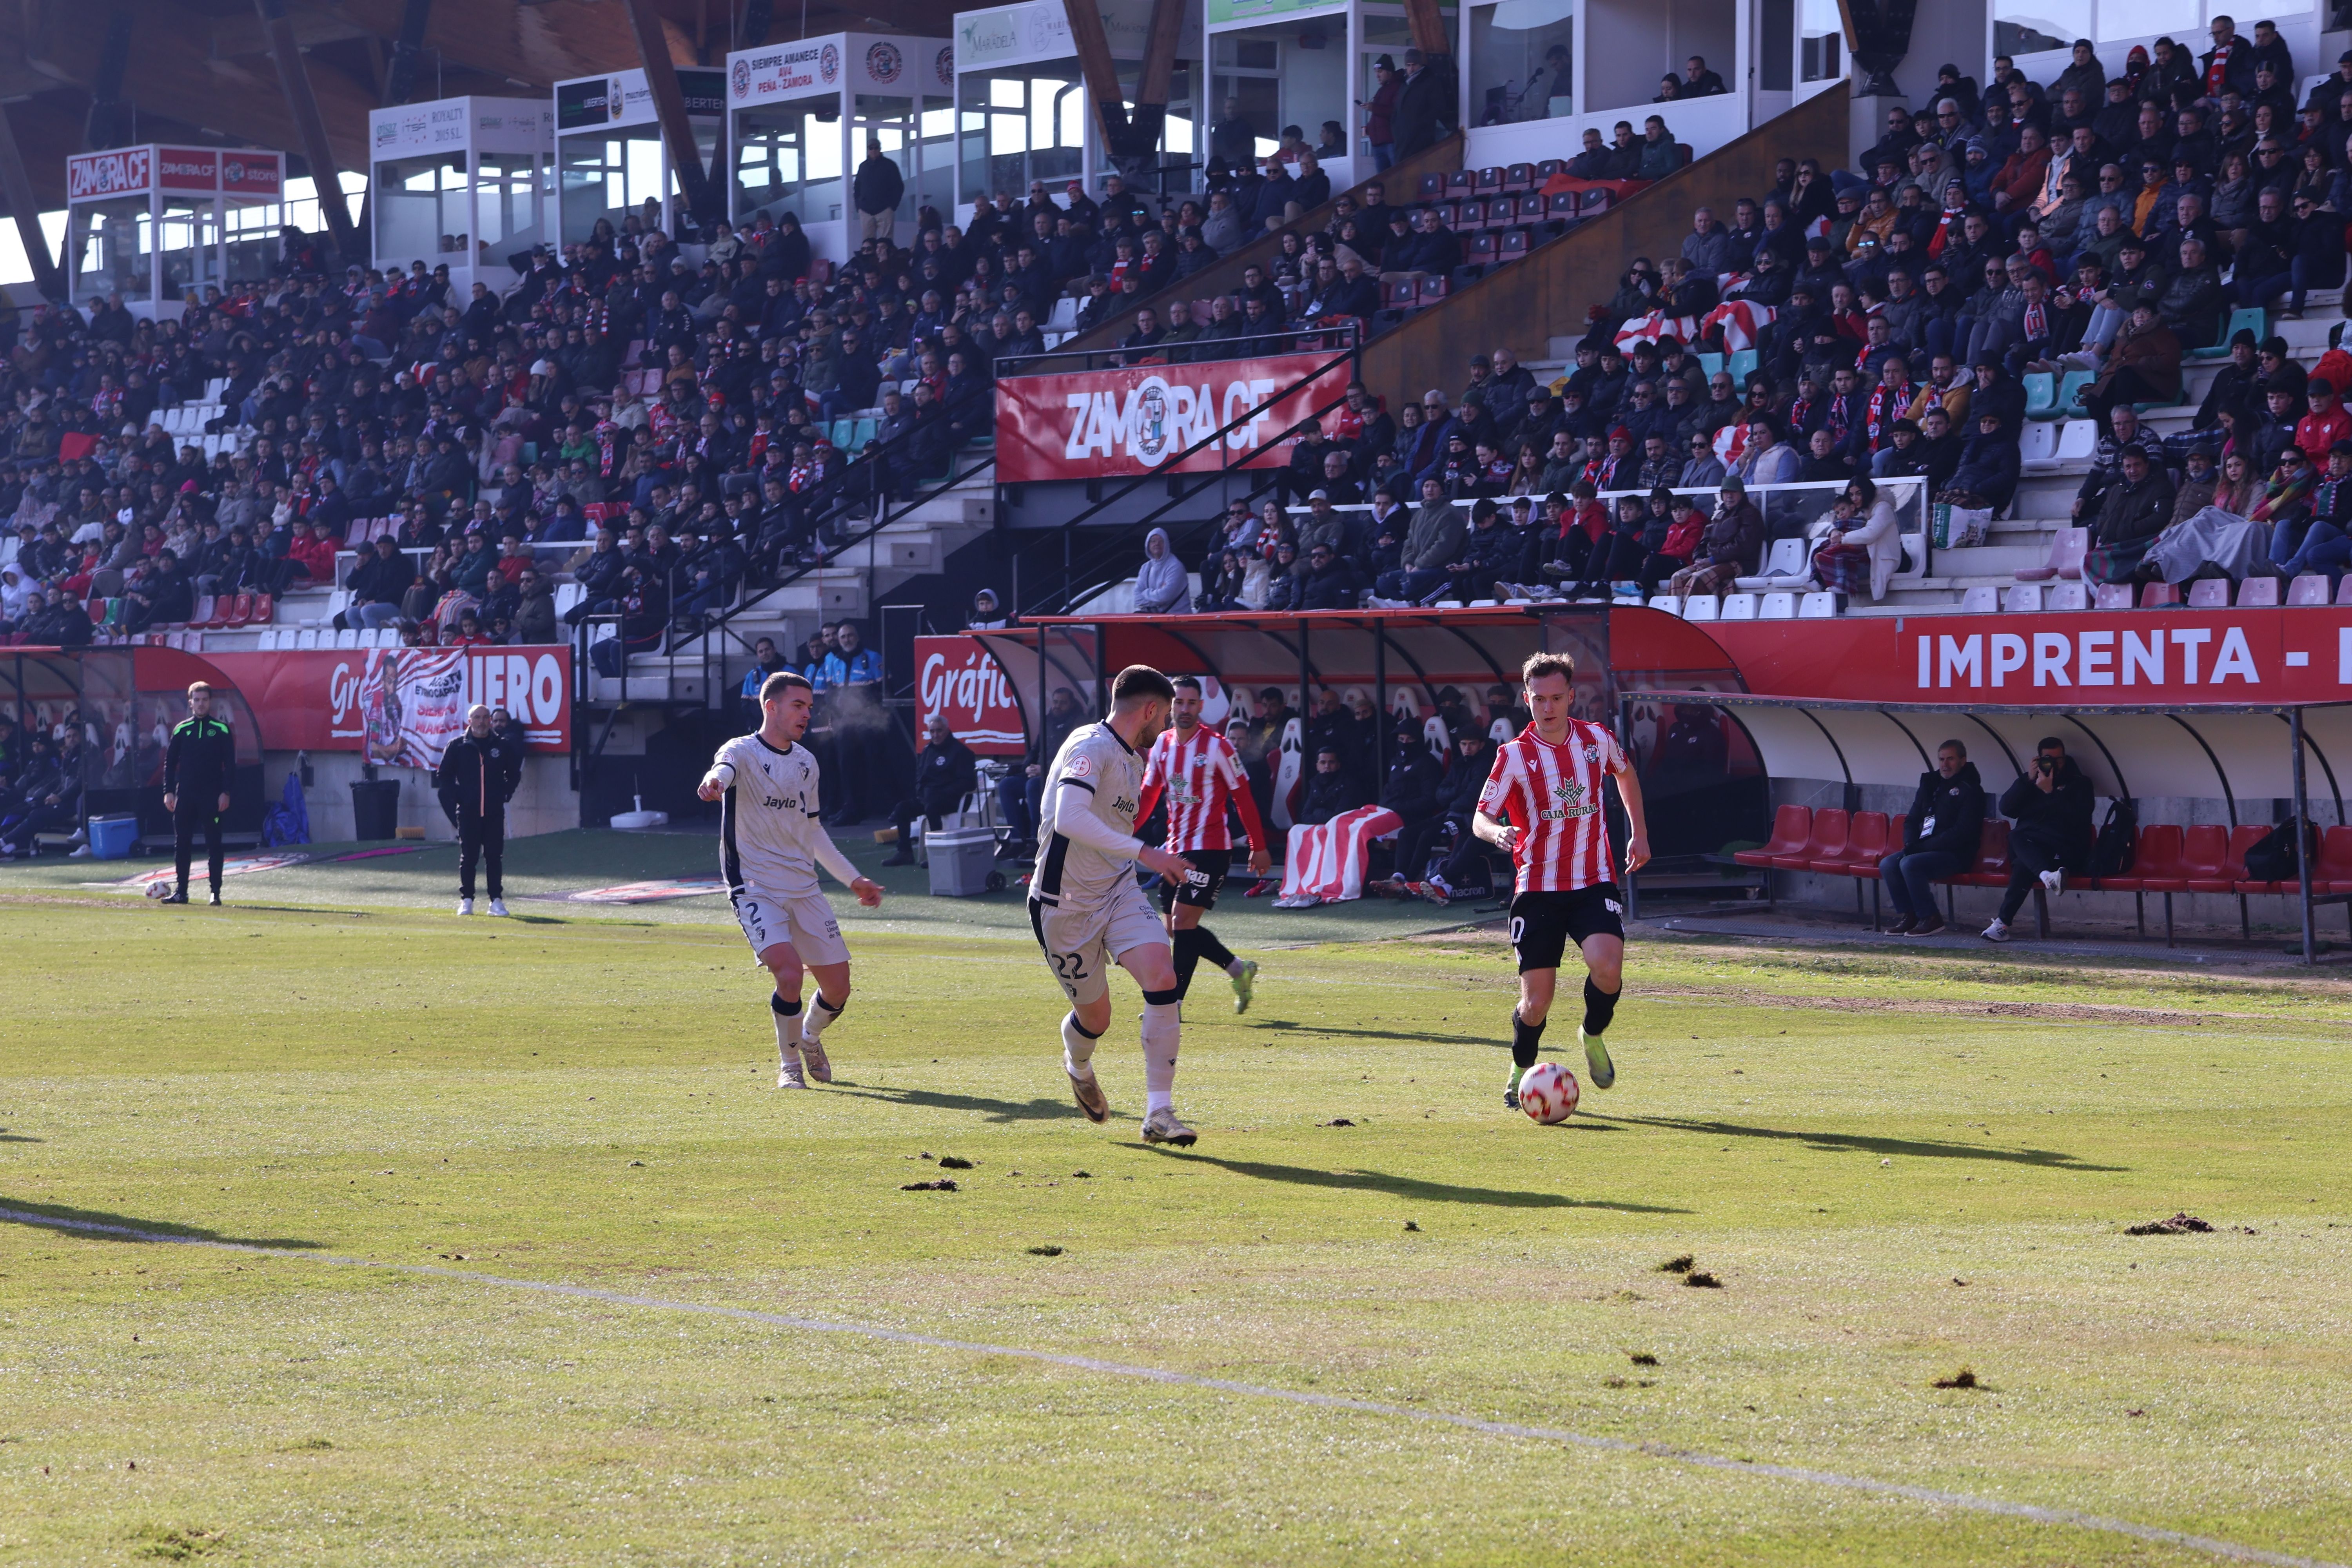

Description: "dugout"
1 646 265 851
963 603 1767 884
1637 688 2352 964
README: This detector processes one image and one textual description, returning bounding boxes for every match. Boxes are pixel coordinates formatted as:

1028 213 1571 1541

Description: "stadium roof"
0 0 962 210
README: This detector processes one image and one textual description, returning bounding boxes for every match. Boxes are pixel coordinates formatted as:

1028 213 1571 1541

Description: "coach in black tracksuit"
163 682 236 905
434 704 524 912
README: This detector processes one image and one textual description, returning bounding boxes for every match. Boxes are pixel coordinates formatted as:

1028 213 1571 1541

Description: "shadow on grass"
829 1085 1090 1124
1142 1147 1691 1212
1588 1116 2126 1171
0 1131 41 1142
0 1196 322 1250
1248 1019 1497 1048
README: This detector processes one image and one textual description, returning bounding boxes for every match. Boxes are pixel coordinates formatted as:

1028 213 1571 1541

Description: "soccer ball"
142 879 171 900
1520 1061 1580 1124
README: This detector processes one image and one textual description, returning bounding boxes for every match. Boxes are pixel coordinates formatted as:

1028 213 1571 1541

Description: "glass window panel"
475 153 542 254
2096 0 2196 40
731 103 846 225
1800 0 1845 82
69 196 154 303
559 128 669 243
1993 0 2086 57
1471 0 1576 126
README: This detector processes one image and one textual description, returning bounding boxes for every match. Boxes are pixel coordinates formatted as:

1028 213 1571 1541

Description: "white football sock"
805 993 844 1040
1140 1000 1180 1100
1062 1011 1101 1069
1146 1090 1174 1114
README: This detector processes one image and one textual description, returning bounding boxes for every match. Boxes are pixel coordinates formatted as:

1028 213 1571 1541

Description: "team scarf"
2205 38 2235 94
2024 298 2049 342
1864 383 1907 448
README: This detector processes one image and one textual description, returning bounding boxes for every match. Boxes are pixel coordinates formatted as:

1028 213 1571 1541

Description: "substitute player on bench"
699 671 884 1089
162 681 234 906
1028 665 1204 1145
1134 676 1270 1012
1473 651 1650 1109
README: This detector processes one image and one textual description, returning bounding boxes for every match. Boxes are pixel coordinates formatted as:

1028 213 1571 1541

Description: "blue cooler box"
87 813 140 860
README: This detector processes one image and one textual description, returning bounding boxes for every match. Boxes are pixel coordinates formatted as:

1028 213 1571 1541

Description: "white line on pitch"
3 1205 2338 1568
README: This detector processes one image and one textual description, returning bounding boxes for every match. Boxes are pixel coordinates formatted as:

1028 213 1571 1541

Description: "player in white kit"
699 671 884 1088
1029 666 1204 1144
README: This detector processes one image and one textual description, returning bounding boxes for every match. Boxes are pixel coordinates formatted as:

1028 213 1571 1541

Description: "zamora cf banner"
994 352 1354 482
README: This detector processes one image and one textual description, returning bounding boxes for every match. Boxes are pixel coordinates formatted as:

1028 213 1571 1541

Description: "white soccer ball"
1520 1061 1580 1124
142 879 171 900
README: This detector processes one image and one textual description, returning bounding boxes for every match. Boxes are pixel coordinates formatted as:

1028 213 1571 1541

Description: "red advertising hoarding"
203 646 572 762
67 147 152 199
1704 607 2352 706
994 351 1354 483
913 635 1026 755
219 151 283 196
156 147 220 191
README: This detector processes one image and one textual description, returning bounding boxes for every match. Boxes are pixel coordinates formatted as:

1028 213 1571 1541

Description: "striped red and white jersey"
1477 720 1628 893
1138 723 1267 853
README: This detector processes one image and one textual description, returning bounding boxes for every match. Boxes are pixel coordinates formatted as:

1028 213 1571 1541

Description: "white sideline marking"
4 1205 2340 1568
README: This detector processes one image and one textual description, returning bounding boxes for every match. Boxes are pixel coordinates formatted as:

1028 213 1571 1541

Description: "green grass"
1 879 2349 1566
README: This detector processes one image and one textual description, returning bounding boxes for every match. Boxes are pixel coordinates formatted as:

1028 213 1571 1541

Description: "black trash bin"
350 778 401 841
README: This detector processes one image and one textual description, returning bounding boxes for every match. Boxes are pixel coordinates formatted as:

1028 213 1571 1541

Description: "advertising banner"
728 33 952 104
995 350 1354 482
156 147 220 192
67 148 153 200
202 647 572 762
218 150 284 196
914 635 1028 755
1704 608 2352 706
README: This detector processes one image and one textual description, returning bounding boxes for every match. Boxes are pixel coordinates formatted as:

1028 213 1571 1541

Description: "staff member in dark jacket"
1982 736 2095 940
853 138 906 246
163 682 236 905
436 704 524 916
1879 738 1986 936
884 714 978 867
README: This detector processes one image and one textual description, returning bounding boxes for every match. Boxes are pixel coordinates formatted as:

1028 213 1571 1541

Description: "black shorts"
1509 884 1625 973
1156 849 1230 913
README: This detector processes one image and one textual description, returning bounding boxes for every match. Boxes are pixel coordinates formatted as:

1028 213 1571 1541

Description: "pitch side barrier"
1650 686 2352 962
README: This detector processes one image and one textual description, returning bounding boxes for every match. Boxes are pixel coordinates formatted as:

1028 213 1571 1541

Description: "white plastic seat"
2234 576 2279 607
1961 585 2000 613
1758 590 1797 619
296 628 320 650
1681 594 1720 621
1797 591 1838 618
2047 581 2090 610
1646 594 1684 617
2287 573 2331 605
2017 421 2060 468
2186 578 2230 608
1718 592 1759 621
1733 535 1811 591
334 628 358 649
2053 420 2097 461
1893 532 1926 579
2016 526 2088 582
2004 584 2044 613
2095 583 2136 608
555 583 584 617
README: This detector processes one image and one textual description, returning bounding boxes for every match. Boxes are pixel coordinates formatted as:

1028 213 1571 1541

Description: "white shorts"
733 884 850 968
1029 879 1167 1007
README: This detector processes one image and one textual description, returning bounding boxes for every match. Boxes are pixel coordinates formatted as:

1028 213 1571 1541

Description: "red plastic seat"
1774 806 1847 871
2097 824 2184 891
2188 824 2268 893
1535 158 1564 179
1443 171 1474 195
1435 200 1462 229
1384 279 1418 311
1956 819 2011 886
1503 162 1535 192
1735 804 1810 867
1516 194 1547 223
1416 173 1445 200
2314 826 2352 893
1475 165 1504 192
2168 824 2230 891
1467 232 1499 262
1810 810 1885 875
221 591 255 628
249 591 273 624
1416 277 1449 306
1547 191 1578 219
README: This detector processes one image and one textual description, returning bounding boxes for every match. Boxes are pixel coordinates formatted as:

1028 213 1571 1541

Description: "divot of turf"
2125 1212 2215 1234
1656 1254 1695 1274
900 1179 958 1192
1026 1245 1063 1256
1933 1368 1982 1390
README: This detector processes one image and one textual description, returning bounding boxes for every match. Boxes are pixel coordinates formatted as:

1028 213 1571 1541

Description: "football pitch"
2 863 2350 1566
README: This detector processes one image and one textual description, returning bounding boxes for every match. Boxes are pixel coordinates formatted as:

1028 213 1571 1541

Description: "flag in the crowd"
1702 300 1777 354
1611 310 1700 353
1712 419 1753 467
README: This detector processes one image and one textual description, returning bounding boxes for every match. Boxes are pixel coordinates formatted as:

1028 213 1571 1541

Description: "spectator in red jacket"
2294 376 2352 464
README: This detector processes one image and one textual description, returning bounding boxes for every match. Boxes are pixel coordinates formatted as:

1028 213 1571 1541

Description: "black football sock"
1194 925 1236 973
1511 1010 1546 1071
1583 978 1621 1036
1170 926 1203 1000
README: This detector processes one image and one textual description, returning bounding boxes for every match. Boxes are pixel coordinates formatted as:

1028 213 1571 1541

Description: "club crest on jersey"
1067 754 1093 778
1581 743 1603 763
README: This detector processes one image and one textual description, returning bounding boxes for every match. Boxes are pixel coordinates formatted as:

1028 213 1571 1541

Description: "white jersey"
1031 721 1146 909
712 733 832 896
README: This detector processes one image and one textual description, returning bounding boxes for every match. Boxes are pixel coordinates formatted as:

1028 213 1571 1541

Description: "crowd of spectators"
1121 19 2352 609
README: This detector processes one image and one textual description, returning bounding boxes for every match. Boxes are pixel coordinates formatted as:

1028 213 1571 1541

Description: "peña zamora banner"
994 352 1356 483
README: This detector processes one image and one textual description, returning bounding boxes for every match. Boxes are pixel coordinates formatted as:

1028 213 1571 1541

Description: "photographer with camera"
1981 736 2094 942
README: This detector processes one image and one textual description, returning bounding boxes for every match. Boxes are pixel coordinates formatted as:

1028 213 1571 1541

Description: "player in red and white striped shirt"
1136 677 1272 1011
1474 650 1650 1109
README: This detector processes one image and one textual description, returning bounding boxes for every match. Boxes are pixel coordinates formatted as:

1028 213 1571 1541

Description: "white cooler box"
925 826 1003 897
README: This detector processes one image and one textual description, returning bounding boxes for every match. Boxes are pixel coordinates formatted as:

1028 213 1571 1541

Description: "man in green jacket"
163 682 236 906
